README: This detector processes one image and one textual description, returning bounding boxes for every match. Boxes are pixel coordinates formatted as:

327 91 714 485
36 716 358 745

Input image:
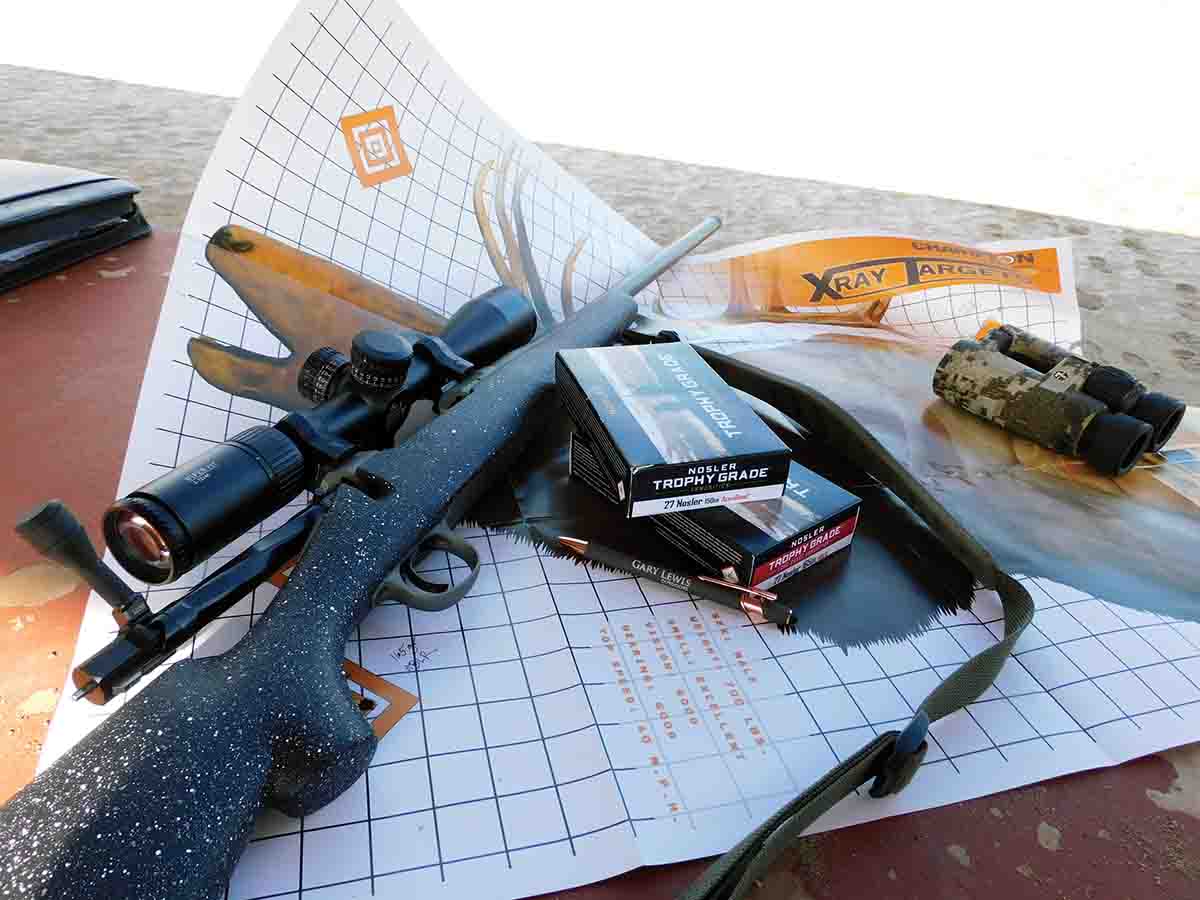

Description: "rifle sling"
679 348 1035 900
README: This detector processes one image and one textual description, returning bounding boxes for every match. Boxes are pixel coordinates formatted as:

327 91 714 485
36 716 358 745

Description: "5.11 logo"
340 105 414 188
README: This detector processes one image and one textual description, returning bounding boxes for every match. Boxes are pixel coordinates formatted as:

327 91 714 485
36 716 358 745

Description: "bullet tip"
558 537 588 555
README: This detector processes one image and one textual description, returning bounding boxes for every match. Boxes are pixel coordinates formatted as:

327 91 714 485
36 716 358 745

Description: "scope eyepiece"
104 426 307 584
106 286 539 587
106 503 175 579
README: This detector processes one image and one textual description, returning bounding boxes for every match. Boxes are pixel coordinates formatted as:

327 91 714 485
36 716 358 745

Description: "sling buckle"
869 710 930 798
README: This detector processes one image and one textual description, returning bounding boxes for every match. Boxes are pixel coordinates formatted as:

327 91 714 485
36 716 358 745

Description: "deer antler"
473 159 514 288
560 236 589 318
472 147 590 324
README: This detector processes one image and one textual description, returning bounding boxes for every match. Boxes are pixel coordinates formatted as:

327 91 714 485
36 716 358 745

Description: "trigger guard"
401 563 450 595
372 524 480 612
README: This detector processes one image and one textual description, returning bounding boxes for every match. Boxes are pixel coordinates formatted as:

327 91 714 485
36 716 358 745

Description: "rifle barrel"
615 216 721 296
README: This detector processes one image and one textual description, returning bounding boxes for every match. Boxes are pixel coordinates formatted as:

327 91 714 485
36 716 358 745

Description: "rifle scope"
104 285 536 584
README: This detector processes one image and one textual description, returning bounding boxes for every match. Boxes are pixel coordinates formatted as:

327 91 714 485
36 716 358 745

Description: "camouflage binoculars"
933 322 1186 476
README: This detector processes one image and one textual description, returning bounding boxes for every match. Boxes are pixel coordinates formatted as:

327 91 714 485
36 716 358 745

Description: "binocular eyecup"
1079 365 1143 414
979 322 1186 453
1129 391 1187 452
1077 412 1153 477
1082 366 1185 452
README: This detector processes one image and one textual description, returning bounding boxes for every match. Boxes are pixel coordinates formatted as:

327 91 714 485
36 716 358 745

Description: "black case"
0 159 151 294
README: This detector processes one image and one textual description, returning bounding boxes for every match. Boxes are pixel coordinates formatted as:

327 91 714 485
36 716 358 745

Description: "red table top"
0 232 1195 899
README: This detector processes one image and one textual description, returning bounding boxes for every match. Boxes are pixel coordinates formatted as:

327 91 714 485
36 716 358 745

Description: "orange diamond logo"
340 106 413 188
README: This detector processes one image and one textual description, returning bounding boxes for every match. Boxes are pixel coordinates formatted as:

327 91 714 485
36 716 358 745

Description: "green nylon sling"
677 347 1036 900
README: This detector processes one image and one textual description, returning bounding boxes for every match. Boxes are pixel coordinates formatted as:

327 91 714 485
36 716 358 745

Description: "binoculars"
933 321 1186 477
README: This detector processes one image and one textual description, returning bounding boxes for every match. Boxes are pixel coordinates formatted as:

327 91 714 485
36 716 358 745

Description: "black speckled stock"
0 292 638 900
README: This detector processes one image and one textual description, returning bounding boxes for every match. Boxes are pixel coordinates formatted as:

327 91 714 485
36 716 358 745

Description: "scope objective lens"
109 509 172 577
104 427 307 584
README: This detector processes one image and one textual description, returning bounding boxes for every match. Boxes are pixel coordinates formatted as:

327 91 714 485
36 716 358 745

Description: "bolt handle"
16 500 146 622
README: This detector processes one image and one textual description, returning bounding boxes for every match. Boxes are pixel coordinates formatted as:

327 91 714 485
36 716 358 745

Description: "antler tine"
511 165 556 329
472 159 516 288
187 339 292 408
560 235 589 319
496 146 528 293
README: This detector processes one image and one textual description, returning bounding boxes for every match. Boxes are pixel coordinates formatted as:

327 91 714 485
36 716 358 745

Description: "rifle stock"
0 293 640 900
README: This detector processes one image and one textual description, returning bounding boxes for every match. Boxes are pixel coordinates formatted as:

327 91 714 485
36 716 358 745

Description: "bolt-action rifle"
0 217 720 900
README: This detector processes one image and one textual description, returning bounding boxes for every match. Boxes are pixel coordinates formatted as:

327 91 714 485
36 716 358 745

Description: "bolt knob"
351 330 413 391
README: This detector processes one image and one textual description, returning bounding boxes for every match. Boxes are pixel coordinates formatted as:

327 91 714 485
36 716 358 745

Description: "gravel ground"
2 64 1195 400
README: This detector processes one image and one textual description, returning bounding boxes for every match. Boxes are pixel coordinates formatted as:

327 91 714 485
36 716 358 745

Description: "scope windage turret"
933 336 1153 477
104 284 538 585
977 322 1186 452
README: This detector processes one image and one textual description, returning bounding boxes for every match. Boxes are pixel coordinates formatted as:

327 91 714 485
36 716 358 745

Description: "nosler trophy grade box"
653 458 862 590
556 342 791 518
